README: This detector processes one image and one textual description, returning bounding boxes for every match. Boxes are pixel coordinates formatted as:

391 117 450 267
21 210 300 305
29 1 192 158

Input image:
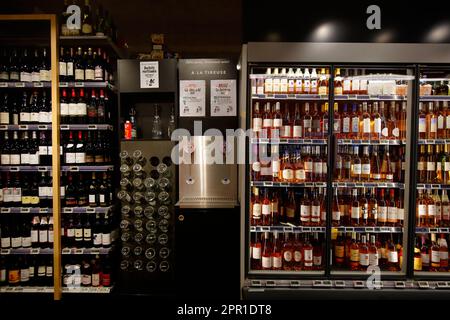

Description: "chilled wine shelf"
0 165 114 172
251 181 327 188
417 184 450 190
250 138 327 145
251 94 328 100
334 94 407 101
333 226 403 233
0 124 113 131
418 139 450 145
0 286 112 293
420 95 450 101
336 139 405 145
332 182 405 188
60 34 127 59
0 81 116 90
250 226 326 233
416 227 450 234
0 247 112 255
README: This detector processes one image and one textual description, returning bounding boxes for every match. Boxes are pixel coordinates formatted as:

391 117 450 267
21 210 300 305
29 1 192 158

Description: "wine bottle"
19 91 30 124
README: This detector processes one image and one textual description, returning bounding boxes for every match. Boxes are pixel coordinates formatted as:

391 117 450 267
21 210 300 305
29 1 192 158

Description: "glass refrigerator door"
414 67 450 276
247 65 331 275
330 66 414 276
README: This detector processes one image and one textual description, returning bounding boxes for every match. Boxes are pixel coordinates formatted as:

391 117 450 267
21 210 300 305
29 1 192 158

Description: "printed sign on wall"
140 61 159 89
179 80 206 117
210 79 237 117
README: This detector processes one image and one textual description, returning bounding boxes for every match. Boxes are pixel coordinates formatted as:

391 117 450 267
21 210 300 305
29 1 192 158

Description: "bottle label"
314 162 322 175
262 204 271 216
362 164 371 175
1 154 10 165
288 80 295 93
414 257 422 271
417 162 424 171
85 69 95 80
252 161 261 172
39 146 48 156
311 205 321 220
293 125 302 138
1 237 10 248
99 194 105 204
59 62 67 76
20 153 30 165
252 204 262 218
351 207 360 219
75 152 86 164
10 72 19 81
262 119 272 128
48 230 54 243
12 187 21 202
418 204 427 216
39 111 49 124
313 255 322 266
31 71 40 82
283 251 292 262
89 194 96 204
65 152 76 164
304 161 313 173
272 160 280 174
264 79 273 93
388 251 399 263
0 71 9 80
300 205 311 220
102 233 111 245
440 251 448 261
335 245 344 258
93 233 102 245
363 118 371 133
342 118 350 133
332 211 341 221
350 249 359 262
29 152 39 165
60 102 69 116
351 117 359 133
446 115 450 129
282 169 294 180
286 207 295 218
252 246 261 259
443 205 450 219
75 69 84 81
430 118 437 133
421 253 430 265
39 230 48 243
385 174 394 181
11 237 22 248
262 256 272 269
360 253 370 266
77 103 87 116
431 250 440 264
295 80 302 93
68 103 78 116
8 270 20 284
67 62 74 76
295 169 306 181
373 118 381 134
369 253 379 266
273 256 282 268
397 208 404 221
438 115 445 129
282 125 291 138
428 204 436 217
82 274 92 286
419 119 426 133
20 72 32 82
75 228 83 239
94 67 103 80
352 164 362 175
40 70 51 82
0 112 9 124
252 118 262 132
22 236 31 248
388 207 397 221
20 112 31 123
303 249 313 264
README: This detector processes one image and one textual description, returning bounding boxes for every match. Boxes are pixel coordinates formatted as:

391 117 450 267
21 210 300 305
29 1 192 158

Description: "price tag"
263 182 273 187
63 208 73 213
88 125 98 130
283 227 294 232
19 125 28 130
266 280 276 287
441 228 450 233
335 280 346 288
353 281 365 288
74 82 84 87
5 287 14 292
30 248 40 254
15 82 25 88
380 227 390 232
279 182 289 187
86 208 95 214
0 82 7 88
365 227 375 232
74 248 84 254
430 228 439 233
380 140 389 145
20 208 30 213
312 227 324 232
33 82 44 88
69 166 79 172
313 280 323 287
39 208 49 214
432 184 441 189
9 167 20 172
250 226 256 232
1 208 10 213
38 167 48 172
304 182 314 187
290 281 300 287
60 125 69 130
62 248 71 255
59 82 68 87
261 226 270 232
90 249 100 255
107 166 114 171
347 183 355 187
15 287 24 291
36 287 45 292
0 125 7 130
302 227 311 232
346 227 355 232
1 249 11 255
38 125 48 130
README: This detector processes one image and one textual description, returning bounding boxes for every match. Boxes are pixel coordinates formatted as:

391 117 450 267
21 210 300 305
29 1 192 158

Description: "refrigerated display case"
239 42 450 298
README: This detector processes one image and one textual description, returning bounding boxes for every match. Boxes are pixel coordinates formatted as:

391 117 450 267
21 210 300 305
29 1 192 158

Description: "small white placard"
140 61 159 89
210 79 236 117
179 80 206 117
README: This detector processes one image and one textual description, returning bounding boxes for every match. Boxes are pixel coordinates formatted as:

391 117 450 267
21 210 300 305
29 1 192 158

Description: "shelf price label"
60 125 69 130
33 82 44 88
38 167 49 172
59 82 68 87
1 208 10 213
74 249 84 254
69 166 80 171
0 125 7 130
38 125 49 130
15 82 25 88
1 249 11 255
39 208 49 214
62 248 71 255
63 208 73 213
0 83 7 88
88 125 98 130
74 82 84 87
90 249 100 255
19 125 28 130
86 208 95 214
30 248 40 254
9 167 20 172
20 208 30 213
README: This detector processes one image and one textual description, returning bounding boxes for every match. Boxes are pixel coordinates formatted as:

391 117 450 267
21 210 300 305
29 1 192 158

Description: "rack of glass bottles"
0 42 118 291
248 66 413 274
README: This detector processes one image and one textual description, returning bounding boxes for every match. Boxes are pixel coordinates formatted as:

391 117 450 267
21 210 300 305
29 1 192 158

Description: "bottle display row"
251 101 407 140
62 255 112 288
0 172 53 207
331 232 403 271
416 190 450 227
1 131 52 166
414 233 450 272
418 102 450 139
0 47 51 83
417 145 450 184
0 91 52 125
0 255 53 287
250 232 324 271
62 130 113 165
251 67 409 96
60 88 111 125
419 80 450 96
59 47 113 83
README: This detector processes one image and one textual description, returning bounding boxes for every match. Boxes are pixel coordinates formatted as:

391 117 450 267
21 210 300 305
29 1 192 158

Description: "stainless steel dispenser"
177 135 238 208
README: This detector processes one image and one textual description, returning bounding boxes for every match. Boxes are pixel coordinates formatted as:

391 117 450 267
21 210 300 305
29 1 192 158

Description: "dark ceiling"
0 0 243 58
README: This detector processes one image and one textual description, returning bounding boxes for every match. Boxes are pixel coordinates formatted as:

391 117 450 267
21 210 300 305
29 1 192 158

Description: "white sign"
140 61 159 89
179 80 206 117
210 79 236 117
